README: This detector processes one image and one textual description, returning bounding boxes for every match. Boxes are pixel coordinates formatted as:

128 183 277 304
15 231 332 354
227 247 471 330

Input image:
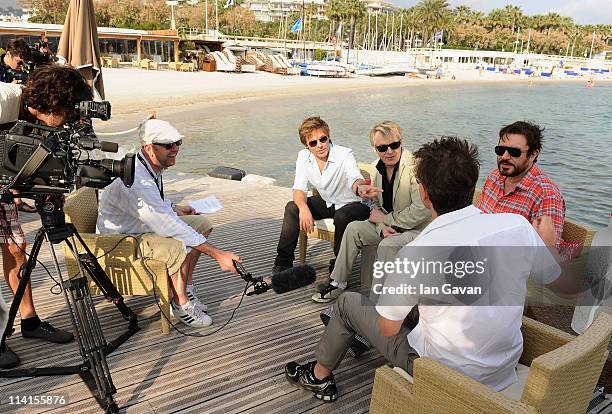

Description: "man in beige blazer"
312 121 432 303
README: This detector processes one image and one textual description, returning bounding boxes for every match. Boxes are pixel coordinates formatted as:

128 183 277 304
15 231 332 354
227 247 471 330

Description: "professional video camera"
0 100 134 199
0 100 138 414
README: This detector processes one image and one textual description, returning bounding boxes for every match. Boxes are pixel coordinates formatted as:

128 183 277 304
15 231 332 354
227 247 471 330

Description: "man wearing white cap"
97 119 240 328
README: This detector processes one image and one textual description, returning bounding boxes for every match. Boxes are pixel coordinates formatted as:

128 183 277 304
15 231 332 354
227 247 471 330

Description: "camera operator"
0 64 92 369
0 39 31 84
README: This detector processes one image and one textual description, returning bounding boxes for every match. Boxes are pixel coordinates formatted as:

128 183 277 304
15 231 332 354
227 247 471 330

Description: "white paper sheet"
188 195 223 214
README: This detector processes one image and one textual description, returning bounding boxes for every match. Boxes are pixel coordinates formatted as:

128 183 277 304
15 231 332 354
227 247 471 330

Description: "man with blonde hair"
273 116 378 275
312 121 431 303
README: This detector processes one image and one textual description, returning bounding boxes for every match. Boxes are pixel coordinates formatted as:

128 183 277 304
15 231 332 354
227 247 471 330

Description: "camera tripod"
0 193 139 413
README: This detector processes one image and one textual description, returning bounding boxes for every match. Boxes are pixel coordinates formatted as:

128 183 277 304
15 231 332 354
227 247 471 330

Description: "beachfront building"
242 0 326 23
362 0 397 15
0 21 180 63
243 0 395 23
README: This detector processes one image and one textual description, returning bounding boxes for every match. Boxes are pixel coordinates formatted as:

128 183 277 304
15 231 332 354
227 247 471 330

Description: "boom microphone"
271 265 317 294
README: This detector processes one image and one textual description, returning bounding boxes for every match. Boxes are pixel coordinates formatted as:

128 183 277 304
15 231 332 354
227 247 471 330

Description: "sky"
397 0 612 25
1 0 611 25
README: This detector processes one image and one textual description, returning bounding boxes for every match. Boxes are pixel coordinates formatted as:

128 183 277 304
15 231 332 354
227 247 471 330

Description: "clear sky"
396 0 612 25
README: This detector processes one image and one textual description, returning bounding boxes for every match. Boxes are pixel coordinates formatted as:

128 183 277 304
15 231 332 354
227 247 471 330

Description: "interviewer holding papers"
97 119 239 328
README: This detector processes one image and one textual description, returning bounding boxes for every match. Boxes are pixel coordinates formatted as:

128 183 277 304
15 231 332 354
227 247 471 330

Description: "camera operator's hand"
11 79 21 84
174 204 196 216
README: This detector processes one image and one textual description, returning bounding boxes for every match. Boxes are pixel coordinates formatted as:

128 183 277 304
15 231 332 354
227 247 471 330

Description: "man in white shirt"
284 136 565 402
273 116 380 275
97 119 240 328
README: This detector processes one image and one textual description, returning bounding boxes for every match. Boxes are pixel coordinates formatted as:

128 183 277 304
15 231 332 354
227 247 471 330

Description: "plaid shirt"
478 164 565 246
0 201 25 244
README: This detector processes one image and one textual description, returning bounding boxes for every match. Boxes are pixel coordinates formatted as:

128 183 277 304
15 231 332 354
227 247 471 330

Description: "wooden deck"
0 173 382 414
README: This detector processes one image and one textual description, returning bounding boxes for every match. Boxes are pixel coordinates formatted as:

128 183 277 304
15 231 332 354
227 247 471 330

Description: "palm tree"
453 5 473 25
325 0 343 40
415 0 449 47
503 4 523 34
343 0 366 53
305 2 318 41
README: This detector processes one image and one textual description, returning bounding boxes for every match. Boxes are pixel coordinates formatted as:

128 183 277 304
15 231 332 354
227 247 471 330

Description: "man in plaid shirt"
478 121 565 247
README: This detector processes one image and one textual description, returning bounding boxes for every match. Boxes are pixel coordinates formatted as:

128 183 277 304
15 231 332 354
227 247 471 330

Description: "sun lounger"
222 50 256 73
266 55 300 75
208 52 236 72
245 52 266 70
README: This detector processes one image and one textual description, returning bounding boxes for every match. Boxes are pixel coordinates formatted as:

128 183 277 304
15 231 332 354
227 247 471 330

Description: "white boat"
305 63 347 77
356 64 419 77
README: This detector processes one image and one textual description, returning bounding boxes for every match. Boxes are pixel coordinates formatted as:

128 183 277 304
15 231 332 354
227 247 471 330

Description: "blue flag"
224 0 233 8
433 30 443 42
290 17 302 33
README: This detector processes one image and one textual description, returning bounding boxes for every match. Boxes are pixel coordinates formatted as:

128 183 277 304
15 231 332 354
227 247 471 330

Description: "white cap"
139 119 184 146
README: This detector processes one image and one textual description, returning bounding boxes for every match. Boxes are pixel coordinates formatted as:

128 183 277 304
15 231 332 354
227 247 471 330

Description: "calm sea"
136 82 612 228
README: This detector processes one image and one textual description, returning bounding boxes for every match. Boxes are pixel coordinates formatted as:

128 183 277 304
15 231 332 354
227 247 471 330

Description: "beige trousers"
330 220 421 287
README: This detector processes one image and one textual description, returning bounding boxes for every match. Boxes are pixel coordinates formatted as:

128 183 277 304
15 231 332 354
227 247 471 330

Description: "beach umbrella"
57 0 105 99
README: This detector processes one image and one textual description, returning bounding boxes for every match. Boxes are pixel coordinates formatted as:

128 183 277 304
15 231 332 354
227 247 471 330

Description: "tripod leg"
44 233 118 412
0 229 45 350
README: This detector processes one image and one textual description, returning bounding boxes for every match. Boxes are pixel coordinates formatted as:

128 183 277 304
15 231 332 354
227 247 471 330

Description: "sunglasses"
154 139 182 150
308 135 329 147
376 141 401 153
494 145 526 158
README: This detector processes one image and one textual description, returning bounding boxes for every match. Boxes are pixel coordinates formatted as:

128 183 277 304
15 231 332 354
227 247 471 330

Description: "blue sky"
396 0 612 25
1 0 611 25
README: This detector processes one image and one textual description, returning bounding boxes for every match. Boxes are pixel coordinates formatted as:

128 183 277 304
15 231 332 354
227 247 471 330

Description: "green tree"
415 0 450 47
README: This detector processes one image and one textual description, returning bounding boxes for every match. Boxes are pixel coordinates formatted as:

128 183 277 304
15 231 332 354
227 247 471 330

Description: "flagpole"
205 0 208 35
302 0 306 63
215 0 219 38
589 31 595 59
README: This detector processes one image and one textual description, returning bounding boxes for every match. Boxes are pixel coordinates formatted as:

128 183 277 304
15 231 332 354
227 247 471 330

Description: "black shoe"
21 321 74 344
311 282 344 303
285 361 338 402
272 264 291 276
0 343 20 369
320 308 370 358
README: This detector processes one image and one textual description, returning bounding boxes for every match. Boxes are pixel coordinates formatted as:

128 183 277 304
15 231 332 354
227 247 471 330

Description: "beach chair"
267 55 300 76
168 61 180 71
208 52 236 72
245 51 266 71
370 312 612 414
223 49 255 73
298 164 374 264
62 187 172 335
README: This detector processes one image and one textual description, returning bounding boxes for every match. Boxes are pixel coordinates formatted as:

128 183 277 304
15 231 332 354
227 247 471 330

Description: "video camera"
0 100 134 197
4 44 56 84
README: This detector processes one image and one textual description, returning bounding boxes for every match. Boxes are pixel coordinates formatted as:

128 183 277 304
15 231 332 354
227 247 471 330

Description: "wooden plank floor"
0 173 379 414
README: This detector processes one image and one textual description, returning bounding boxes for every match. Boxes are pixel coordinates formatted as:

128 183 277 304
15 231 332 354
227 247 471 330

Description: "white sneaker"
186 286 208 312
171 300 213 327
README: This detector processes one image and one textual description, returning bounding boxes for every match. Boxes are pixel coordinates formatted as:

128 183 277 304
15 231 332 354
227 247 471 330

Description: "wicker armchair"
62 187 172 334
298 164 374 264
370 312 612 414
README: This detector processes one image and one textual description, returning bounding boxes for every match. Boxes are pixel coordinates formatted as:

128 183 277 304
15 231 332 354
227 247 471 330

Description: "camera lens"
99 154 135 187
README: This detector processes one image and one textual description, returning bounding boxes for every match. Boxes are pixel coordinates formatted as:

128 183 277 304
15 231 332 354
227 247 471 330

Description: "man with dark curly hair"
0 38 31 84
0 64 91 369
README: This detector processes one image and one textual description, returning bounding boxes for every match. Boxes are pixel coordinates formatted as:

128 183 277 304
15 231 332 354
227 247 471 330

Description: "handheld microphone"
270 265 316 294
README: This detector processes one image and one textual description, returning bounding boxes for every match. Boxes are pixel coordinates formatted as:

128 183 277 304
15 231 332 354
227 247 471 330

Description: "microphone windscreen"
99 141 119 153
271 265 316 294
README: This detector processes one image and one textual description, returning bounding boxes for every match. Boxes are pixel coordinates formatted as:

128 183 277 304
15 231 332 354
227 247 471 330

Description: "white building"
243 0 397 23
242 0 326 23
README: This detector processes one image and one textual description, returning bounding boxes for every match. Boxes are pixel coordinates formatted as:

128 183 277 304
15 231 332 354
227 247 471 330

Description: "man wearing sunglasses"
478 121 565 247
0 39 30 84
273 116 378 276
313 121 431 304
97 119 240 328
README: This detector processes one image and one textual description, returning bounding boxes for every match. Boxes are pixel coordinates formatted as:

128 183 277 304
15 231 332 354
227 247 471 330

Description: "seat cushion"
392 363 529 401
315 218 335 232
